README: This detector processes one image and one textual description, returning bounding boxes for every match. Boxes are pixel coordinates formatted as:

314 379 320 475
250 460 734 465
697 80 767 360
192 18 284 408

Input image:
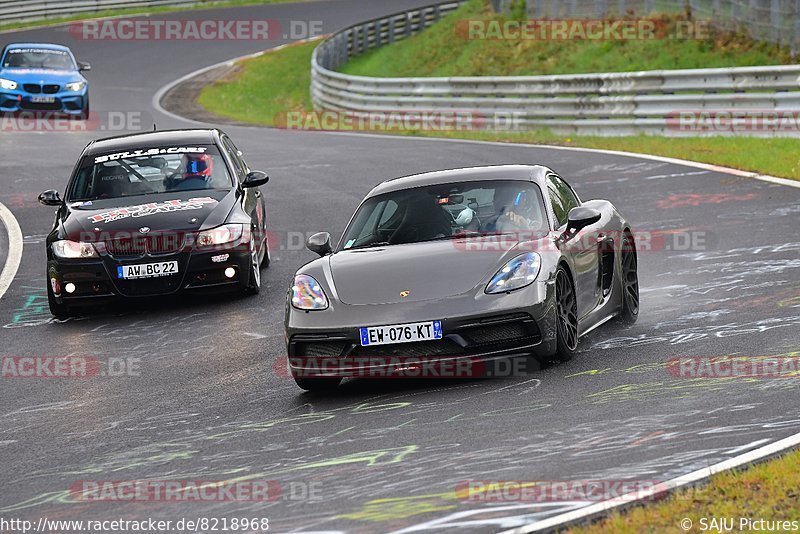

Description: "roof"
367 165 552 197
84 129 219 156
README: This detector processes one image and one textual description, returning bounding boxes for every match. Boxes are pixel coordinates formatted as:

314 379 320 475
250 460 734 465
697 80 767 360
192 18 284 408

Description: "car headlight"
52 240 98 259
291 274 329 310
65 81 86 92
0 78 18 90
196 224 244 248
485 252 541 294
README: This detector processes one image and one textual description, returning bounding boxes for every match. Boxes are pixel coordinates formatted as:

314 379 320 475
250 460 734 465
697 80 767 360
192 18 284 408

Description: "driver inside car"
491 188 542 232
165 153 214 191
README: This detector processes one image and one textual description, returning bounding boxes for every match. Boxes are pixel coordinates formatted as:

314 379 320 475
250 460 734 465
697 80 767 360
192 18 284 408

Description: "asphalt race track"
1 2 800 532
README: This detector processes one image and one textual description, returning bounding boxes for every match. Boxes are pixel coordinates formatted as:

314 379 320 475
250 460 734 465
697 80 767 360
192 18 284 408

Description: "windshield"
67 146 233 202
2 48 76 70
340 180 548 250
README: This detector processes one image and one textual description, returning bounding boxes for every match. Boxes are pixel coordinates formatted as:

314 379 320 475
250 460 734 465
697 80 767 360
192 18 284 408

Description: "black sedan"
284 165 639 391
39 128 270 317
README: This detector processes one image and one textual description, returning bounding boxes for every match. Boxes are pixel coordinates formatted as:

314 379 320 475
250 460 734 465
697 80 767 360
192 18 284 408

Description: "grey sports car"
284 165 639 391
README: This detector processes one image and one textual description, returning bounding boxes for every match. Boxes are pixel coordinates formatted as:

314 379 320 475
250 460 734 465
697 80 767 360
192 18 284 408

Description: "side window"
547 174 580 227
548 187 568 228
227 138 249 173
549 175 580 211
221 137 246 180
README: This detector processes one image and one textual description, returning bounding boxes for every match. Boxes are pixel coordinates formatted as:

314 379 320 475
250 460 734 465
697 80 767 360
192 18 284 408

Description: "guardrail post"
388 16 396 43
795 0 800 57
770 0 779 43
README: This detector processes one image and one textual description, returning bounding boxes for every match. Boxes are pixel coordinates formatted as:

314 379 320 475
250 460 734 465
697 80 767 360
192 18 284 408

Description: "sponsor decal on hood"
88 197 217 224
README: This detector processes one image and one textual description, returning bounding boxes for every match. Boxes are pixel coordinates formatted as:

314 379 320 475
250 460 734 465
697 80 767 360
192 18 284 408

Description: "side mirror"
78 62 91 72
306 232 332 257
38 190 63 206
559 206 601 242
242 170 269 188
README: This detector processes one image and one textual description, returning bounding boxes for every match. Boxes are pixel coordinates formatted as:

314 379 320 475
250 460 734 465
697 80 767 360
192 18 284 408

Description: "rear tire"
554 266 579 362
47 283 71 320
618 233 639 325
293 375 342 391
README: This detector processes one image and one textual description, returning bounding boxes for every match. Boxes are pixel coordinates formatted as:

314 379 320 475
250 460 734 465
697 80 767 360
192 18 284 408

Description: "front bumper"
48 242 251 305
0 88 88 115
285 281 558 378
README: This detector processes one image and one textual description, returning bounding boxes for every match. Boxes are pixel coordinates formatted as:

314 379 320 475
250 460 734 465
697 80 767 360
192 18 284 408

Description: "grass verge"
0 0 300 34
197 39 800 180
567 448 800 533
340 0 792 77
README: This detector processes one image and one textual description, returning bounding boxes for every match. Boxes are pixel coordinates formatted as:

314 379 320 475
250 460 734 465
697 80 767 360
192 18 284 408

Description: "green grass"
340 0 791 77
568 448 800 533
197 39 315 125
197 39 800 180
0 0 300 33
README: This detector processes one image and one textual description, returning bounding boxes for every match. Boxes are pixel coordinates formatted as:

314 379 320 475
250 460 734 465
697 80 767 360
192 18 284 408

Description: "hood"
329 239 518 305
1 68 83 83
62 189 235 241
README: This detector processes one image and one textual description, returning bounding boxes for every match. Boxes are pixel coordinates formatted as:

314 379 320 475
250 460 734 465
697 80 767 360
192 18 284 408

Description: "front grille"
43 84 60 94
105 234 184 257
105 237 147 256
352 339 465 358
294 341 348 358
20 101 60 111
115 276 182 297
23 84 41 94
461 322 528 345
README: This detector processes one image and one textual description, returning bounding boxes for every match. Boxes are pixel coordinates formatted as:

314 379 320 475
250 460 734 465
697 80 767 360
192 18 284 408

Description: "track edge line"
0 202 23 300
497 431 800 534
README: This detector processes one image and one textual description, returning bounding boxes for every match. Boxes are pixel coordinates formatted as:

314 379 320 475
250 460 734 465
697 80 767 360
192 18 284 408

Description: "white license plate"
117 261 178 280
30 96 56 103
360 320 443 346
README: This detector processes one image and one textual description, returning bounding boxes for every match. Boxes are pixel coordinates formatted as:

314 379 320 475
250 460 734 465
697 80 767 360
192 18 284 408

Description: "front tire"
244 236 261 295
260 231 271 269
293 375 342 391
79 99 89 120
618 233 639 325
47 282 71 319
554 266 579 362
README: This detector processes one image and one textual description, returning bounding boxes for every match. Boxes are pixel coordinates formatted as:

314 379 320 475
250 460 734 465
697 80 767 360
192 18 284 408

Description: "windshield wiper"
421 232 484 242
346 241 391 251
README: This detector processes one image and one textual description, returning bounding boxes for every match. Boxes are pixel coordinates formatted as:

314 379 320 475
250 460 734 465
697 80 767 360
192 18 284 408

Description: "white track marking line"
0 202 23 300
320 131 800 190
498 432 800 534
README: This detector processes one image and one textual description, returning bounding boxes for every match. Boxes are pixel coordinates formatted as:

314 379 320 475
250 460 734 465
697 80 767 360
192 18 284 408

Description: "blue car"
0 43 90 118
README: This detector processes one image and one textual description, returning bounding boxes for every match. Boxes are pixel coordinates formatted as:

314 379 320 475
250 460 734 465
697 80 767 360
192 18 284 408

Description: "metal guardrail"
0 0 200 24
311 1 800 136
